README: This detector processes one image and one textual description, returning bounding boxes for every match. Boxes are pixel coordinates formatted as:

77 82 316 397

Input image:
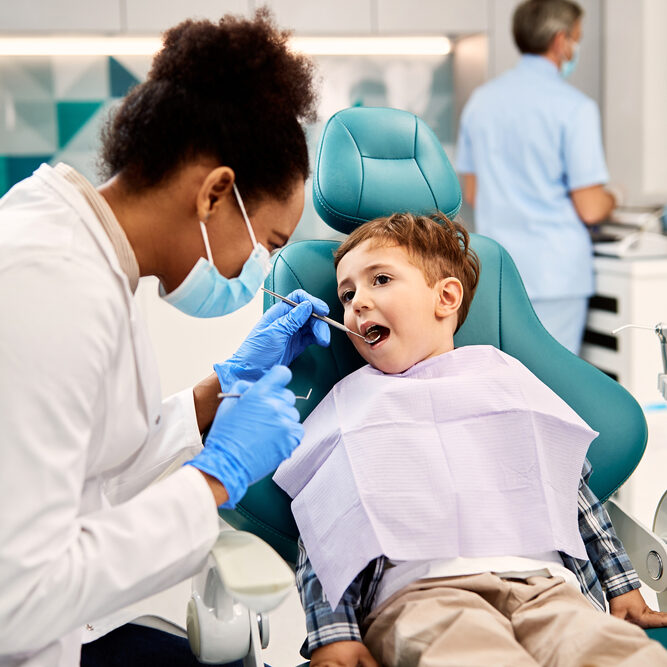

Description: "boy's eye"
374 274 391 286
340 289 355 303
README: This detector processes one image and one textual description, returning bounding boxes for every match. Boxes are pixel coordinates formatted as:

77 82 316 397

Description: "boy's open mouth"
364 324 390 346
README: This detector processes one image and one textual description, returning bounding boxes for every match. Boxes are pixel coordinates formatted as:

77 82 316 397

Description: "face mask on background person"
160 183 272 317
560 39 580 78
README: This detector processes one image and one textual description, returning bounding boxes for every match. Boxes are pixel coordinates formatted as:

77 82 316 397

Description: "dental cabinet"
582 255 667 407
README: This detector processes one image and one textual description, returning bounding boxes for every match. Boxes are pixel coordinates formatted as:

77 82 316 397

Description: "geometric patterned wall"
0 53 454 240
0 55 147 196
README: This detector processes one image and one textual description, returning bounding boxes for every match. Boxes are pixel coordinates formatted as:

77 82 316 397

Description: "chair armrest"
604 498 667 592
210 530 295 614
186 530 294 664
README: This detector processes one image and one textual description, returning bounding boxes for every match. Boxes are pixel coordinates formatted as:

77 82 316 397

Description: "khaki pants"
362 573 667 667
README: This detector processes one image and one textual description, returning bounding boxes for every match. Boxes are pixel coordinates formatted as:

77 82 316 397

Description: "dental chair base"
606 496 667 648
187 530 294 665
605 498 667 608
653 491 667 613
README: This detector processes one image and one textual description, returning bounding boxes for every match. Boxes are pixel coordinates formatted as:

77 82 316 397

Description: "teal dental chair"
218 106 667 659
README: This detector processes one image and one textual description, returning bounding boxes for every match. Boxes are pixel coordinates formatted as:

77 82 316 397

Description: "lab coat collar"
54 163 140 293
34 164 133 298
33 163 156 421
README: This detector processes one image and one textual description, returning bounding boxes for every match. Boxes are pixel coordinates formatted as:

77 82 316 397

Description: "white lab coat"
0 165 220 665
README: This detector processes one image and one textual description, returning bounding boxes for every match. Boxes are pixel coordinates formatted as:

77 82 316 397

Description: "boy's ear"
435 277 463 318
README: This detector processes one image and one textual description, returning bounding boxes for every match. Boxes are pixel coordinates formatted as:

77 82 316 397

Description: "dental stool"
213 106 667 660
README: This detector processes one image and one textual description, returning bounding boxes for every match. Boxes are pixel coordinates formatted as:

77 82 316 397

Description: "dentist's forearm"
193 372 222 433
198 471 230 507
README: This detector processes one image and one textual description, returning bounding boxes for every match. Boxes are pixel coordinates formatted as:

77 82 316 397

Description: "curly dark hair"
99 8 317 204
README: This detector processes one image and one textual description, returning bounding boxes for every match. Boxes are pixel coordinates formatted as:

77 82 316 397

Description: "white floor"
262 586 308 667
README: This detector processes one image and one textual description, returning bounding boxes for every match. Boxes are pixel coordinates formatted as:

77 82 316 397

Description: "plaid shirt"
295 459 640 658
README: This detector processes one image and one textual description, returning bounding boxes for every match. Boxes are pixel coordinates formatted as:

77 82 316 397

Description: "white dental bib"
274 345 597 609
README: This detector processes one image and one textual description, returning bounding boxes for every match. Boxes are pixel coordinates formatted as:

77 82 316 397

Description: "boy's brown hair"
333 212 480 332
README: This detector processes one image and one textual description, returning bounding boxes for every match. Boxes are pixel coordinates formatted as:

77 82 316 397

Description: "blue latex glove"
215 289 331 391
187 365 303 508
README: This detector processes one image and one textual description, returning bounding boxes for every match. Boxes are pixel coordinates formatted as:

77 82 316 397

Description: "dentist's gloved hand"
215 289 330 391
187 365 303 508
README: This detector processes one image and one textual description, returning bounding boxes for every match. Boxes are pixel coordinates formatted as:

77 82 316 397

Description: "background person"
456 0 621 355
0 11 328 666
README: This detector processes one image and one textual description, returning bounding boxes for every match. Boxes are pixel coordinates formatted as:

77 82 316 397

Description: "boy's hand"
310 640 379 667
609 589 667 628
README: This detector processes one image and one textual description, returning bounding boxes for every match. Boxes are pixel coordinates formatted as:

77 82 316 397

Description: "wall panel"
377 0 488 34
125 0 250 33
265 0 373 34
0 0 122 32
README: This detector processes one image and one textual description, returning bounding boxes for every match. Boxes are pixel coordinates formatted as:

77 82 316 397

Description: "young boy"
274 212 667 667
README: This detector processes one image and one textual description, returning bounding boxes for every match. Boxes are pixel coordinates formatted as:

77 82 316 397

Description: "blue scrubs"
456 55 609 352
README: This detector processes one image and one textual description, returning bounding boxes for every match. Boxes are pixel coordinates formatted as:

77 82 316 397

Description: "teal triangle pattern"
109 56 140 98
56 101 104 148
14 101 57 148
1 156 53 197
0 157 8 197
22 61 54 96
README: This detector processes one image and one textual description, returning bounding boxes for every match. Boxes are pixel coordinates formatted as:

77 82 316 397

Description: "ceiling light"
0 34 451 57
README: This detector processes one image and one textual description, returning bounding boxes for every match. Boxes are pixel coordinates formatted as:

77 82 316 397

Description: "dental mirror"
260 287 380 344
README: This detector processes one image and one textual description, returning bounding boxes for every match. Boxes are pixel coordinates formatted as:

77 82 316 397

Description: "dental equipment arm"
612 323 667 400
655 324 667 400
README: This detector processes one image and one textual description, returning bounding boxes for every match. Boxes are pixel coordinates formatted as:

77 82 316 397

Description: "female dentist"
0 11 327 667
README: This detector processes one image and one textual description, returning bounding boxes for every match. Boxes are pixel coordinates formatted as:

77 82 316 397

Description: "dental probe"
260 287 379 343
217 388 313 400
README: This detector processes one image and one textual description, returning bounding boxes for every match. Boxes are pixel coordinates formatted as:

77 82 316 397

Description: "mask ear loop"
199 220 214 264
233 182 259 249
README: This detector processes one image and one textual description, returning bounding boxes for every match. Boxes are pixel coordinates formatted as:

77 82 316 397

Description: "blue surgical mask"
560 41 580 78
160 183 272 317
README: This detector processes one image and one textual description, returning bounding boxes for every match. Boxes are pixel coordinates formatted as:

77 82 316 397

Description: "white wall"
134 278 262 397
0 0 490 34
642 1 667 197
604 0 667 203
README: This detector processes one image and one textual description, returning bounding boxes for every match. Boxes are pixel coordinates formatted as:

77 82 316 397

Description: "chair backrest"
220 107 648 564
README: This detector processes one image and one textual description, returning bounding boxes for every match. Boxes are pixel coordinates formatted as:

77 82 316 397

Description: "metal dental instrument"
613 322 667 400
613 323 667 374
217 388 313 400
260 287 380 343
612 324 656 334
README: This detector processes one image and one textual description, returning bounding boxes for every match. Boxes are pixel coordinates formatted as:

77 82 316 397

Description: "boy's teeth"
365 324 389 344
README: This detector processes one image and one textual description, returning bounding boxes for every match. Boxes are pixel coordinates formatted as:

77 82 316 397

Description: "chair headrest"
313 107 462 235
